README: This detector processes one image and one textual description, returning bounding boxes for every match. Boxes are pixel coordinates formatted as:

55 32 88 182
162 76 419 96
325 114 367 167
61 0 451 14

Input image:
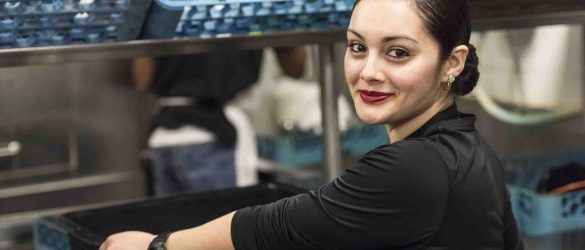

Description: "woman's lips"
359 90 394 103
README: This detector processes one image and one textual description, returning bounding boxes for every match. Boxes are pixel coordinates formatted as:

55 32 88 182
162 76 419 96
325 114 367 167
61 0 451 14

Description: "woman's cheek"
389 67 423 90
344 60 362 86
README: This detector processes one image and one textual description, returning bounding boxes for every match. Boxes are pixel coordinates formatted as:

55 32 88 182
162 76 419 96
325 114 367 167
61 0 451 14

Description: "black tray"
34 182 306 250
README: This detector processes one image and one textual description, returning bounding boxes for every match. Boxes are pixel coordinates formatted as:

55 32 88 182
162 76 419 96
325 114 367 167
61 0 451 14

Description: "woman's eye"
348 43 365 53
387 49 409 59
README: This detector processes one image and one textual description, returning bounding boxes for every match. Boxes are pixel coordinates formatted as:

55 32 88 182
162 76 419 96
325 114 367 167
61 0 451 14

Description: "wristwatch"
148 232 172 250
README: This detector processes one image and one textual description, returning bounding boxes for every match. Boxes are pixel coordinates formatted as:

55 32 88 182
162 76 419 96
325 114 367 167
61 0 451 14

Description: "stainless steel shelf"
0 29 346 68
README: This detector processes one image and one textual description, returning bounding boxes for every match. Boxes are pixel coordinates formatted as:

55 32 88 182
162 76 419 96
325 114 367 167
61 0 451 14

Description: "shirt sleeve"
231 140 450 250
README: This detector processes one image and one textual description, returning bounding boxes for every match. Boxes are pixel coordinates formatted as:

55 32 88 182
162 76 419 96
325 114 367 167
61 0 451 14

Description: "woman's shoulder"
343 140 450 206
365 138 445 162
356 139 448 178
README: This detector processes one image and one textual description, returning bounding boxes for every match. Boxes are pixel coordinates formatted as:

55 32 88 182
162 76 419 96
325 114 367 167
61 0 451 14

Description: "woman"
100 0 523 249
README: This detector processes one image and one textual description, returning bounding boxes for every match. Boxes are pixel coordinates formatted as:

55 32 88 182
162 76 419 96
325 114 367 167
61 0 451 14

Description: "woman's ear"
442 45 469 81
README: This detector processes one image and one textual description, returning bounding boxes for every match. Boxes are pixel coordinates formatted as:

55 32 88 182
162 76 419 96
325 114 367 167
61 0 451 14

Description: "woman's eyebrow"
382 35 418 44
347 28 418 44
347 28 364 40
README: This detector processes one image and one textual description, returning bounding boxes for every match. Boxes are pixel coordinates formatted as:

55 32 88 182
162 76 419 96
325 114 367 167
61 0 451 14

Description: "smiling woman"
344 0 474 142
100 1 523 249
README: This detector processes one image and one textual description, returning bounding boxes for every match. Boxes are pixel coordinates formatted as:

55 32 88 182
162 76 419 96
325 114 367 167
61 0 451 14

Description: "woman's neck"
386 98 454 143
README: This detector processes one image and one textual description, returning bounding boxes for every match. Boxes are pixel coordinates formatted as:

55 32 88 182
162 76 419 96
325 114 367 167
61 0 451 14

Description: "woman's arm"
99 212 236 250
101 141 448 250
167 212 235 250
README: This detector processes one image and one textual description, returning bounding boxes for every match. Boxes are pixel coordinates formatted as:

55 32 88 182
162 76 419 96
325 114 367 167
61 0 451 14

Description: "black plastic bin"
34 182 306 250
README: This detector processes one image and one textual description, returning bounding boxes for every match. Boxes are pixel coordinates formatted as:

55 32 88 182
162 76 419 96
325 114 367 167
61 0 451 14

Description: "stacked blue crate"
257 124 388 167
141 0 354 39
503 149 585 236
34 218 70 250
0 0 148 48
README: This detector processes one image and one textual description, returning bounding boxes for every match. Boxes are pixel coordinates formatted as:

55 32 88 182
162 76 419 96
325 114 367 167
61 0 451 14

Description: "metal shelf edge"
0 29 346 67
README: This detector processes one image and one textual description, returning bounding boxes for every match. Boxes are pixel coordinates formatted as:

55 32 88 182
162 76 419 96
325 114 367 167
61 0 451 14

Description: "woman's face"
344 0 447 127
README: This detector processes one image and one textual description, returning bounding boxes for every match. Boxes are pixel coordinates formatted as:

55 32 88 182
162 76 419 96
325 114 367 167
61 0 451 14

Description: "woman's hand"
99 231 156 250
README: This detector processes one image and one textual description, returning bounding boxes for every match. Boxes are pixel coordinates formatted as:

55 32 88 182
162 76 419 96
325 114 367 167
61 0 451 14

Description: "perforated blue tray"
0 0 149 48
141 0 354 39
503 149 585 236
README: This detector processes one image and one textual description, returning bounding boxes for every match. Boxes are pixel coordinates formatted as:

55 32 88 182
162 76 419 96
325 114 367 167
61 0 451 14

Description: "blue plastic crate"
257 130 323 167
342 123 388 157
257 124 388 167
0 0 150 48
502 149 585 236
34 217 71 250
140 0 354 39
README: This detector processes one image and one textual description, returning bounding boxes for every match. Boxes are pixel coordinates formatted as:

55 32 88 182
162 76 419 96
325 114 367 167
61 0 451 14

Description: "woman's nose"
359 56 385 83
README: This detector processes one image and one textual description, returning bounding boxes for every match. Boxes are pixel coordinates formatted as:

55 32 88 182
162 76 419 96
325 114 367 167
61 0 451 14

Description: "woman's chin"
356 113 387 125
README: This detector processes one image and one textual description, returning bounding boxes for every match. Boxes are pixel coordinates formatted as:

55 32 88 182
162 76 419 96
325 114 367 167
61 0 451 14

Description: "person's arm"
99 212 236 250
274 47 306 79
132 57 157 92
166 212 235 250
101 141 448 250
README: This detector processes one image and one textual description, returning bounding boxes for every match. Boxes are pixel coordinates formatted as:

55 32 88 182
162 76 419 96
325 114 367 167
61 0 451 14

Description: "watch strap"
148 231 172 250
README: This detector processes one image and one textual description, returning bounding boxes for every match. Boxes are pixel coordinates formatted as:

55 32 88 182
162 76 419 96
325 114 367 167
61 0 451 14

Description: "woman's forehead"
349 0 428 42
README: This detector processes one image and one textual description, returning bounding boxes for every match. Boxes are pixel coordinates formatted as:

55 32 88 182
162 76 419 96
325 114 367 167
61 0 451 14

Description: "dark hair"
351 0 480 96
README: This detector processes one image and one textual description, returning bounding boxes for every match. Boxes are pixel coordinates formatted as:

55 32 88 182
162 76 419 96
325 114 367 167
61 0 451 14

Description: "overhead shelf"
0 29 345 68
0 5 584 68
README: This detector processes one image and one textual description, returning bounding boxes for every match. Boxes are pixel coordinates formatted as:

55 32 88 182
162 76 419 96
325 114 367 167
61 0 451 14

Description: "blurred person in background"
133 47 305 196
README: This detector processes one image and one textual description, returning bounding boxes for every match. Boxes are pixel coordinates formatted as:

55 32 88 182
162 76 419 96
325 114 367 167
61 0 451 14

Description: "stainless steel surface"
0 163 70 183
318 43 343 182
0 171 146 215
0 59 149 215
0 141 20 158
0 62 77 180
0 141 20 172
472 10 585 31
0 171 138 199
0 169 146 248
0 30 347 68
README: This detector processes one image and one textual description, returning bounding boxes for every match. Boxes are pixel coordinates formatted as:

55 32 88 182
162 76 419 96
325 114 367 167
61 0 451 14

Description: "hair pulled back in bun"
452 43 479 95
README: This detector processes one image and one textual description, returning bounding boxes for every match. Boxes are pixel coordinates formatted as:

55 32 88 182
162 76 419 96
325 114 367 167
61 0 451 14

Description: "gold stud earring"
444 74 455 91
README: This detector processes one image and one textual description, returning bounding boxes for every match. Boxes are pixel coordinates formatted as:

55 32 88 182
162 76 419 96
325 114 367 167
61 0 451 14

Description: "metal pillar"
318 43 342 182
582 25 585 124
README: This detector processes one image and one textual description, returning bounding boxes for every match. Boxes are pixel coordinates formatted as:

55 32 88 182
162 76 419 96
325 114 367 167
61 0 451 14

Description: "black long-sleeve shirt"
232 105 523 249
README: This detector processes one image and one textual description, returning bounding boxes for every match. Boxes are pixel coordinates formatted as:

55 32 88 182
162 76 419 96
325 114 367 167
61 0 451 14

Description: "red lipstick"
359 90 393 103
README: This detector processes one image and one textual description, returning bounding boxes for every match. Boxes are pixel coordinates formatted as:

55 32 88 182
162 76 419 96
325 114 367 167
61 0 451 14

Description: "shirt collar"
406 104 475 140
